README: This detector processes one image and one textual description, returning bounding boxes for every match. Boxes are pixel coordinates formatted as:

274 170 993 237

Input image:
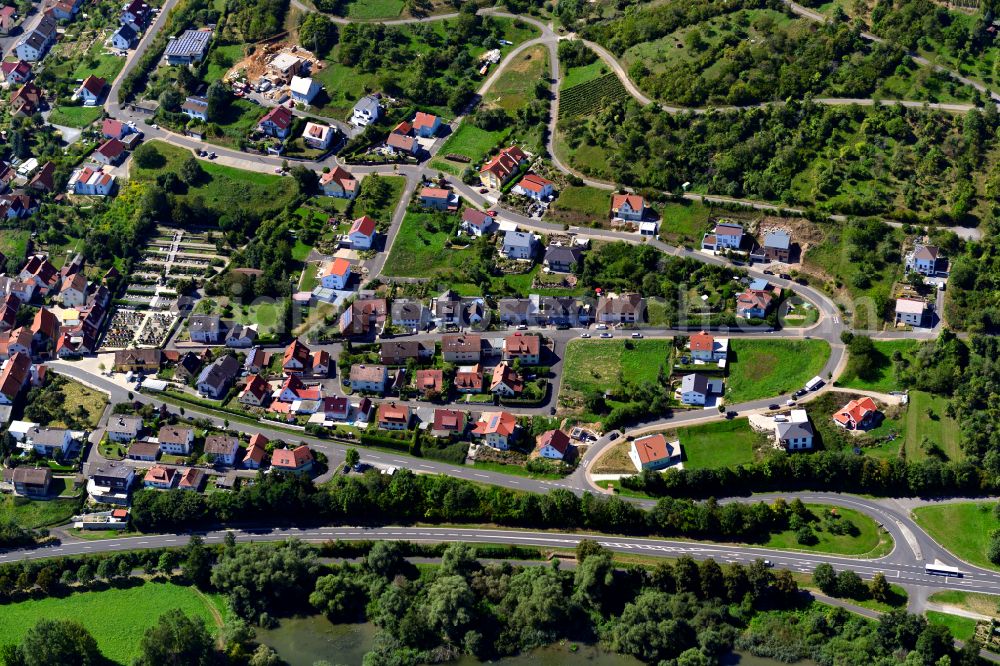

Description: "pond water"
256 616 806 666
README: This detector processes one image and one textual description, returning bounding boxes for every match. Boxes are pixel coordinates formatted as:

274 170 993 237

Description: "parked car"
779 273 791 280
599 332 613 338
580 333 591 338
768 403 779 410
762 270 774 275
631 333 643 339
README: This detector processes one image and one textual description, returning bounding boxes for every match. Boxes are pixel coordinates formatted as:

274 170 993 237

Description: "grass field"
726 339 830 403
656 200 712 244
484 45 548 113
352 174 407 226
131 141 298 215
546 186 610 226
48 39 126 82
912 502 998 570
560 59 609 89
0 582 225 664
48 105 104 129
561 338 673 397
764 504 890 556
928 590 1000 618
672 419 759 469
204 44 245 82
926 611 978 641
382 210 466 278
0 495 79 529
0 229 30 263
903 391 962 462
838 339 918 393
47 378 108 430
346 0 404 19
430 123 510 175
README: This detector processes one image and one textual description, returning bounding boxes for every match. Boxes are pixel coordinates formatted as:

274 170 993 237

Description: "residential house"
19 256 57 294
244 346 266 374
243 433 267 469
679 373 722 406
0 60 31 85
196 354 239 399
158 425 194 455
302 121 333 150
380 340 432 365
181 96 208 121
268 52 302 77
775 409 814 451
106 415 142 443
907 244 946 276
320 258 351 290
833 397 881 431
28 161 55 192
204 435 239 465
239 374 270 407
164 29 211 65
312 350 331 377
628 433 682 472
126 441 160 462
757 230 791 263
479 145 527 189
431 408 465 437
736 289 773 319
339 298 387 337
70 167 116 196
513 173 554 201
320 166 358 199
412 111 441 137
0 327 31 360
321 396 350 421
596 293 644 324
93 138 126 166
12 467 51 497
0 352 30 404
702 222 745 252
86 462 134 505
289 76 321 104
503 333 540 365
433 290 483 328
188 314 221 344
143 466 176 490
178 467 205 491
536 429 571 460
454 364 483 393
112 348 161 372
0 6 16 35
271 445 314 473
419 187 454 210
24 426 73 457
348 215 376 250
350 364 388 393
282 339 311 374
688 331 729 362
415 368 443 397
502 231 537 260
350 94 382 127
472 411 517 450
258 105 294 139
14 16 56 61
74 75 106 105
442 334 481 362
225 323 257 348
610 194 644 221
110 23 137 49
490 362 522 397
10 82 43 116
173 351 204 382
391 299 429 330
377 402 411 430
120 0 151 26
895 298 930 327
539 296 589 327
543 245 581 273
461 208 495 237
31 306 59 350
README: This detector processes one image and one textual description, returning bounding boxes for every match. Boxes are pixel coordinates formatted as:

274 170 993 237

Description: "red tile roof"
537 429 570 455
96 138 126 160
611 193 644 213
260 105 293 130
433 408 464 432
689 331 714 353
271 445 313 469
350 215 376 237
79 75 106 97
473 411 516 437
632 434 674 465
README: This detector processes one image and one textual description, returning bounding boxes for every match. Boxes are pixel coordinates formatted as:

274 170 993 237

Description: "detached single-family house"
350 364 388 393
0 6 17 35
70 167 115 196
321 396 350 421
380 340 432 365
272 445 314 473
688 331 728 362
106 415 142 443
415 368 443 397
93 138 127 166
59 272 87 308
121 0 151 27
702 222 745 252
349 215 376 250
143 465 176 490
895 298 929 327
239 374 270 407
502 231 537 260
412 111 441 137
503 333 541 365
0 351 31 404
907 244 946 276
74 75 106 105
188 314 221 344
181 96 208 121
243 433 268 469
758 230 791 263
351 94 382 127
419 187 454 210
490 362 522 397
543 245 581 273
513 173 554 201
24 426 73 457
225 323 257 348
536 429 571 460
628 433 681 472
461 208 495 237
258 105 294 139
11 467 51 498
377 402 410 430
442 334 481 362
113 348 161 372
15 17 56 61
158 425 194 455
472 411 517 450
833 397 880 431
289 76 321 104
775 410 814 450
269 52 302 77
596 293 644 324
164 28 211 65
178 467 206 491
391 300 429 330
736 289 773 319
204 435 240 465
454 364 483 393
110 22 137 50
432 408 465 437
320 258 351 290
387 132 418 156
610 194 644 221
196 354 239 399
320 166 358 199
679 373 722 406
10 81 43 116
102 118 129 140
0 60 31 85
126 441 160 462
87 462 134 505
479 145 527 190
302 121 333 150
282 339 311 374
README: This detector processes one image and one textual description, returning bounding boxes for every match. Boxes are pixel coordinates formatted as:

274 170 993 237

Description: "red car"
486 210 498 217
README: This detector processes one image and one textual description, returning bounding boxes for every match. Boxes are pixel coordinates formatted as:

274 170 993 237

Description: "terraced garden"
558 73 630 119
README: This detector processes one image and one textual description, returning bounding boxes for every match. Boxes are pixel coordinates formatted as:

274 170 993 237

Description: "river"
255 616 810 666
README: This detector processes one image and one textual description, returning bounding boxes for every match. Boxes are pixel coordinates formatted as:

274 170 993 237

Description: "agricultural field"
672 419 760 470
558 73 630 119
0 583 226 665
726 339 830 403
483 45 548 113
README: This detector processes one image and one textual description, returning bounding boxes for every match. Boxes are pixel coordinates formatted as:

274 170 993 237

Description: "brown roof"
12 466 50 486
537 429 570 455
283 339 311 368
433 408 465 432
204 435 238 455
442 334 480 355
157 425 192 445
504 333 540 357
377 402 410 424
415 368 443 393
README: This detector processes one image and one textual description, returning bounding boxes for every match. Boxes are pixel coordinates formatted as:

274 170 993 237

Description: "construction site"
222 40 324 103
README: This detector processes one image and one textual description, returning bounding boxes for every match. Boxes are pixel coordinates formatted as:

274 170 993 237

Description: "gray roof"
114 23 137 42
776 420 814 440
225 323 256 342
91 461 132 480
20 31 47 50
197 354 239 390
681 373 709 394
544 245 582 265
26 427 69 446
204 434 238 454
392 300 425 320
764 230 791 250
189 314 221 335
164 29 211 58
504 231 535 248
353 94 380 114
107 415 142 434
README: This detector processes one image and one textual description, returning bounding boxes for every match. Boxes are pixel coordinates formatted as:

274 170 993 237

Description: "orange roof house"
833 397 880 430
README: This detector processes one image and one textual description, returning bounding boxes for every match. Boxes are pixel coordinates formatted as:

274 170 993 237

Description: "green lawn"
430 123 510 175
546 186 610 227
352 174 407 227
204 44 245 82
0 495 79 529
673 418 758 470
0 582 225 664
656 200 712 244
928 590 1000 618
382 210 466 278
48 39 126 81
202 99 266 148
48 105 104 129
926 611 978 642
912 502 999 570
194 297 290 338
131 141 298 215
779 300 820 329
46 379 108 430
346 0 404 19
764 504 890 556
726 339 830 403
561 338 673 397
483 45 548 113
561 59 609 89
903 391 962 462
0 229 30 263
838 339 918 393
